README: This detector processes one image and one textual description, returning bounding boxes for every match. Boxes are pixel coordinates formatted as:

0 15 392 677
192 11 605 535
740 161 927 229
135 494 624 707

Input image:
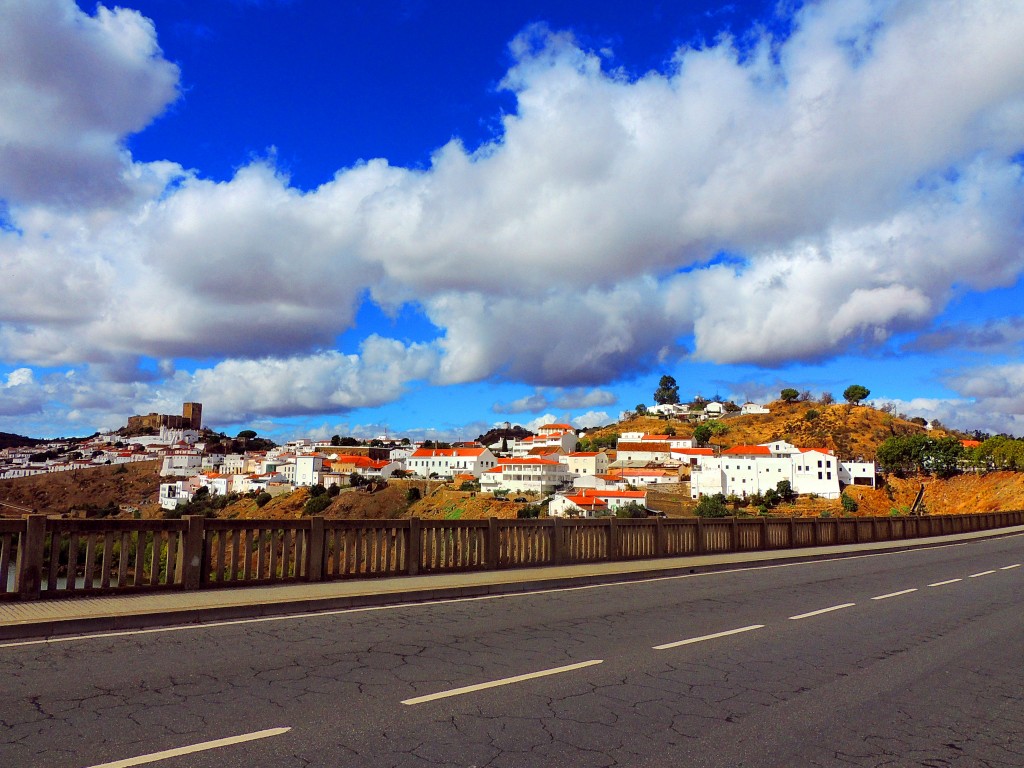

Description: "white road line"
401 659 603 705
969 570 996 578
1000 564 1021 570
83 727 290 768
870 588 918 601
5 531 1023 649
788 603 856 620
928 578 962 587
653 624 764 651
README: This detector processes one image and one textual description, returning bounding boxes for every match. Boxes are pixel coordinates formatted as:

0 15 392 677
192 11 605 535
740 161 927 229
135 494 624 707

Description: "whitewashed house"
407 447 498 478
479 458 573 495
562 451 609 478
740 402 770 415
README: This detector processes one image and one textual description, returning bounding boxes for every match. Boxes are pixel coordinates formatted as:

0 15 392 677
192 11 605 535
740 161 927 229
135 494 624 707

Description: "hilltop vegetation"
589 398 954 459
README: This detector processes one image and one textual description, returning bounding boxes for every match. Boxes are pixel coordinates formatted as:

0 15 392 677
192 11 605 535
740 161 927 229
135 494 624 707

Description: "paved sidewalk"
2 525 1022 641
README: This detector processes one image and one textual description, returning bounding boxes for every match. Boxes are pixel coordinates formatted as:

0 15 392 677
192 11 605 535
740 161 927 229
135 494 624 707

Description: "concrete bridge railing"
3 510 1022 601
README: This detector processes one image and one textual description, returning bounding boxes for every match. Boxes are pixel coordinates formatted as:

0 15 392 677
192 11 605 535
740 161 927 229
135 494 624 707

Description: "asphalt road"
2 533 1023 768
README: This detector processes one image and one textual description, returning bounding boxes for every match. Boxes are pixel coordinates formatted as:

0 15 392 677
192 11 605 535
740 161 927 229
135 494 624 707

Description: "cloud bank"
1 0 1024 432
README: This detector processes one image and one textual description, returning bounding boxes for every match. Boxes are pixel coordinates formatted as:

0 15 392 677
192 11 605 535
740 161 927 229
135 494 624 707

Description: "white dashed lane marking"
789 603 856 620
401 660 604 705
84 727 291 768
928 578 962 587
969 570 996 578
653 624 764 651
871 588 918 601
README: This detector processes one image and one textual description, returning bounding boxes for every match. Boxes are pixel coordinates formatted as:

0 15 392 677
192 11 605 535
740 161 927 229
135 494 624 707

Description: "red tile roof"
722 445 772 456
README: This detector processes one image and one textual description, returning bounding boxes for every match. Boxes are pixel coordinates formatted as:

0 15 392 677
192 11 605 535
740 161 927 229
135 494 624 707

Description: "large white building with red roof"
479 457 574 495
691 442 874 500
549 488 648 517
407 447 497 478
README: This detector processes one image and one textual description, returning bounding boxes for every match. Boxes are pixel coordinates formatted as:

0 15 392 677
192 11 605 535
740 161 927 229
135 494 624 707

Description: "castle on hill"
126 402 202 433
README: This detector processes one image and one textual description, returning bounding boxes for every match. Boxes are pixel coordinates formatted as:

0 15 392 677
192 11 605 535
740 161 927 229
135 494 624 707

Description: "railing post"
608 518 619 561
486 517 499 569
182 515 205 590
853 518 860 544
552 518 564 565
789 517 796 548
16 515 46 601
655 517 666 558
696 518 705 555
761 516 769 550
835 517 841 544
730 517 739 552
307 517 325 582
407 517 421 575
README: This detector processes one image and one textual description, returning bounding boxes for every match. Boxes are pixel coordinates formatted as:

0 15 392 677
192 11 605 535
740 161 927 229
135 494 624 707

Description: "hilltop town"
3 382 1024 522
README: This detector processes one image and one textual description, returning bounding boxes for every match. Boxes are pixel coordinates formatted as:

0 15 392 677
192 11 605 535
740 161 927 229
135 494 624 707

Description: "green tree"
615 501 649 518
303 494 331 516
330 434 342 446
780 388 799 402
693 424 712 447
776 480 794 502
255 491 272 508
695 493 729 518
635 403 648 415
843 384 871 404
237 429 257 441
653 375 680 405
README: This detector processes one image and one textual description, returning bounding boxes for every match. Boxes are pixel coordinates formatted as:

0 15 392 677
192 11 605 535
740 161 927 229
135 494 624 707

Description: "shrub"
804 408 820 421
309 484 327 498
255 492 272 508
695 493 729 518
614 501 648 518
406 487 422 502
327 484 341 498
303 494 332 516
840 493 858 514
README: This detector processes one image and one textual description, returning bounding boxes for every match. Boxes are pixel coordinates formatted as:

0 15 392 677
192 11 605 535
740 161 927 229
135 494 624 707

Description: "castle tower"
182 402 202 430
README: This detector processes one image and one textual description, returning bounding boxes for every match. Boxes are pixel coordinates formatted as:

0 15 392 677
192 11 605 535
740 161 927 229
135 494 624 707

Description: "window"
817 460 822 468
818 472 822 480
827 472 832 480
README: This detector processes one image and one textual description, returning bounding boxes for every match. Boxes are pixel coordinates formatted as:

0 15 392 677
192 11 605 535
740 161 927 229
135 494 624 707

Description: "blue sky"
1 0 1024 442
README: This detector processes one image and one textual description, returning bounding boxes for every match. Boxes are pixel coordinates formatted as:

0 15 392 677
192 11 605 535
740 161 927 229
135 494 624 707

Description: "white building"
549 489 648 517
407 447 498 478
648 403 689 417
510 432 579 457
839 460 877 488
479 458 574 495
294 454 325 487
563 451 609 477
740 402 770 415
159 449 204 477
690 445 844 500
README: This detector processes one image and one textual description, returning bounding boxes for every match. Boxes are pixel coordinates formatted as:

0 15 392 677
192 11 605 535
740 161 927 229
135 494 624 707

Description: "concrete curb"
2 525 1022 642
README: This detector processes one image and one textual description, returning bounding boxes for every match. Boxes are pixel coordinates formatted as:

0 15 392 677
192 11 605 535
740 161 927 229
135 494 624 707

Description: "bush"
255 492 272 508
303 494 332 516
840 493 858 514
695 493 729 518
804 408 820 421
327 484 341 497
406 487 422 502
517 504 541 519
615 501 648 518
309 484 327 497
459 480 479 492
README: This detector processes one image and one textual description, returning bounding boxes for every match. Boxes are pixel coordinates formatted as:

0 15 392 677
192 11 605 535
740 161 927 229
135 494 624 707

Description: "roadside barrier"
3 510 1022 601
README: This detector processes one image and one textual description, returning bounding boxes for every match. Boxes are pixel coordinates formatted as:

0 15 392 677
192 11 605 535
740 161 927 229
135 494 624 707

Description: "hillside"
0 460 161 517
590 400 953 459
216 479 520 521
